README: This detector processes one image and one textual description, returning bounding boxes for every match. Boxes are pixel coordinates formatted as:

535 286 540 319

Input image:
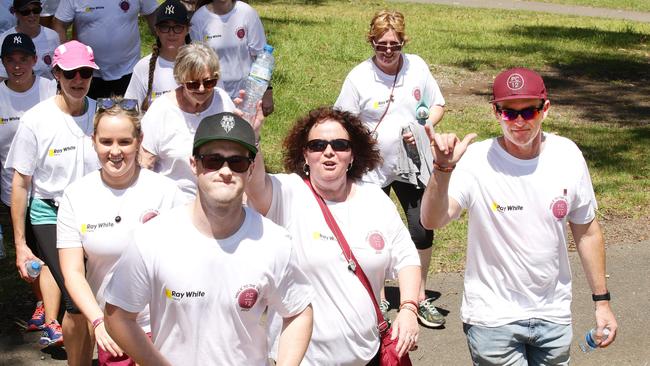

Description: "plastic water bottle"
579 327 610 353
241 44 275 122
402 125 421 166
25 260 42 278
415 101 429 126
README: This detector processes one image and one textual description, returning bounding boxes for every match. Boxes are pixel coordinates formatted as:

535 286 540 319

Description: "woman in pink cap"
7 39 99 365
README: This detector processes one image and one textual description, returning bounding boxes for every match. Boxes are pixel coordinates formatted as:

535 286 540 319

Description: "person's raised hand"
424 125 477 168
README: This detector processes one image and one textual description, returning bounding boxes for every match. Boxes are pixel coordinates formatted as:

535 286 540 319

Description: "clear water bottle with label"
579 327 610 353
25 260 42 278
241 44 275 122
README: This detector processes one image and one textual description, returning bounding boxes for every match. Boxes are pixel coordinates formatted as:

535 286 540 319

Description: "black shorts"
87 73 132 100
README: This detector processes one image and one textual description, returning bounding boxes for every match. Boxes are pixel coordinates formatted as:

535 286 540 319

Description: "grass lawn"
533 0 650 13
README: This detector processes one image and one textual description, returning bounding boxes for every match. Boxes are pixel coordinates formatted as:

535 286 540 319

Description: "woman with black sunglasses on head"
125 0 197 112
6 40 99 365
246 107 421 365
57 97 183 366
335 10 447 330
0 0 59 80
139 42 237 202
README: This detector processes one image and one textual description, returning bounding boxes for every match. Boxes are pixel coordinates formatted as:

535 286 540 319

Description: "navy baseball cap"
1 33 36 58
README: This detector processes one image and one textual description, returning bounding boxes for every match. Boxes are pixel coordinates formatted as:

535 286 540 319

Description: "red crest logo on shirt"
236 285 259 310
366 231 385 251
413 87 421 102
139 209 160 224
119 0 130 12
43 54 52 65
236 27 245 40
549 194 569 220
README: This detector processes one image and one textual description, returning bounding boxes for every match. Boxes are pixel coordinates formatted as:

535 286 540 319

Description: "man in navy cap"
421 68 617 365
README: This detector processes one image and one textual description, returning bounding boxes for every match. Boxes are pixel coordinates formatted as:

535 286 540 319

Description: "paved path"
1 240 647 365
392 0 650 23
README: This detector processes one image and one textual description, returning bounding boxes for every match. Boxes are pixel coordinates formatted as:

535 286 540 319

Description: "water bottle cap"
264 44 274 53
31 261 41 270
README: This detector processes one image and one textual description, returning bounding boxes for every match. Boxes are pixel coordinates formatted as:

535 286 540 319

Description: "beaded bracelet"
433 163 456 173
92 316 104 329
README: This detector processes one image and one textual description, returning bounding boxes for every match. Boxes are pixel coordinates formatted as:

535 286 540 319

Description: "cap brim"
491 94 546 103
193 137 258 156
54 61 100 71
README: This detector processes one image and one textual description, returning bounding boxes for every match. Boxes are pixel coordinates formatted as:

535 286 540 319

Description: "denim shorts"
463 318 572 366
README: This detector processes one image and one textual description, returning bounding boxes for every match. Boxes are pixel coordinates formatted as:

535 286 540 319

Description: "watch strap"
592 292 611 302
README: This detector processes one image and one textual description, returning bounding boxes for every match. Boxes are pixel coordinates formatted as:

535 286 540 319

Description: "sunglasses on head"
372 41 403 52
196 153 253 173
306 139 352 152
495 103 545 121
157 23 186 34
184 78 218 91
61 68 94 80
96 98 139 113
18 6 42 16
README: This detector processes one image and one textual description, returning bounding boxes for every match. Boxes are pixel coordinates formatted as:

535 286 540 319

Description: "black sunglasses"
306 139 352 152
372 41 403 52
196 154 253 173
184 78 218 91
62 68 94 80
96 98 139 113
18 6 42 16
495 103 545 122
157 23 186 34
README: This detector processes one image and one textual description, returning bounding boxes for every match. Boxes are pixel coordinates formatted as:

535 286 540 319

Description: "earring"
303 163 310 176
347 163 352 172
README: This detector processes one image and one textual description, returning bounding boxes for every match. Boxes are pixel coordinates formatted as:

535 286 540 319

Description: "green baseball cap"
193 112 257 157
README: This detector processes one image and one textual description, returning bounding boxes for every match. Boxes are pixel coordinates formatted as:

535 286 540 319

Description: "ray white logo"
312 231 335 242
48 146 76 157
81 222 114 233
165 288 206 301
0 116 19 124
491 201 523 212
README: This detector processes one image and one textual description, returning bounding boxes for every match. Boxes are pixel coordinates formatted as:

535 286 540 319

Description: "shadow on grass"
454 25 650 126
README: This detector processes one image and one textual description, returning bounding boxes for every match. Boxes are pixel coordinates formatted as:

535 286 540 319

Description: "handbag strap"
303 178 388 332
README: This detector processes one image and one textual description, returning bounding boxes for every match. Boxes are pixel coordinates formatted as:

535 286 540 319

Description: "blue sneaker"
26 301 45 331
39 320 64 347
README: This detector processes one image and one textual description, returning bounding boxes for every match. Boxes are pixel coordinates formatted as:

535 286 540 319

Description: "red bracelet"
400 300 419 310
399 305 418 317
92 316 104 329
433 163 455 173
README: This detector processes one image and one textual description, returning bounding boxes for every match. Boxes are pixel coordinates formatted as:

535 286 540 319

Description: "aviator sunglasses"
184 78 218 91
96 98 139 113
306 139 352 152
372 41 404 53
18 6 42 16
196 154 253 173
62 68 94 80
495 103 545 122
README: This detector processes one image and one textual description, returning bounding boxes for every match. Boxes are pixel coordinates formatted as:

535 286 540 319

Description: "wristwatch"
592 292 611 302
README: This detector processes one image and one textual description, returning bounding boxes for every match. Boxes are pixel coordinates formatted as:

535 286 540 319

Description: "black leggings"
31 223 80 314
382 180 434 250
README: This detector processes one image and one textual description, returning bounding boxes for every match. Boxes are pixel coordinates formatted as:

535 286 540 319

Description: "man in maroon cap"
420 67 617 365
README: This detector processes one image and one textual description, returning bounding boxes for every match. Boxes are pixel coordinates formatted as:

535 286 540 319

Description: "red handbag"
304 178 412 366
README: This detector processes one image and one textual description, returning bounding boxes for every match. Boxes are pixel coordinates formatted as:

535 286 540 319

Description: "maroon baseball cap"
491 67 547 103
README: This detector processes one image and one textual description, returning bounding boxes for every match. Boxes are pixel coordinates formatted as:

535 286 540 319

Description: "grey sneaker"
418 298 445 328
379 299 390 323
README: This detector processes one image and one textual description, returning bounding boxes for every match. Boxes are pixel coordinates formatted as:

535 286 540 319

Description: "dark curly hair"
283 106 382 180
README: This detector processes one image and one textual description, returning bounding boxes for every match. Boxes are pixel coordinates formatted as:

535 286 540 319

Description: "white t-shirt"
41 0 61 16
124 54 178 108
0 26 60 80
265 174 419 365
55 0 158 80
0 0 16 35
57 169 184 331
0 77 57 205
5 96 100 202
335 54 445 187
105 206 313 366
448 134 597 327
190 2 266 98
141 88 236 200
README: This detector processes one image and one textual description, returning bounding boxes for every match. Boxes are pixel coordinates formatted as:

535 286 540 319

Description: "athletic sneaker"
39 320 64 347
379 299 391 324
418 298 445 328
26 301 46 331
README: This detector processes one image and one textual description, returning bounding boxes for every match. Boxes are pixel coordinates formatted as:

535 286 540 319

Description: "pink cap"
51 40 99 71
492 67 546 103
